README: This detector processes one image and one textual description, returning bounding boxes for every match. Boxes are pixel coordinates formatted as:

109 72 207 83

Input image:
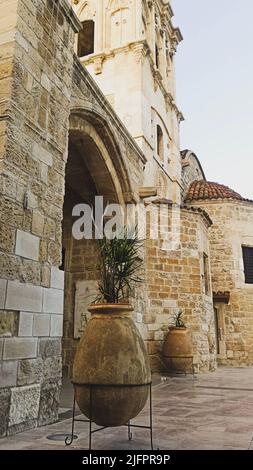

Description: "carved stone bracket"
131 41 150 63
93 54 105 74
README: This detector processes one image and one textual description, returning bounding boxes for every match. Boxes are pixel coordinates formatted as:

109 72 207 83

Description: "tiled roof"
185 180 252 203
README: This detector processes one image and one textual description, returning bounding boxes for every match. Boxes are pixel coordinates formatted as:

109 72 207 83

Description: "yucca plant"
171 310 186 328
96 230 144 304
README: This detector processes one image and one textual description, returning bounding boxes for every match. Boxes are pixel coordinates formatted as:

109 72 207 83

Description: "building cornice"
81 40 184 122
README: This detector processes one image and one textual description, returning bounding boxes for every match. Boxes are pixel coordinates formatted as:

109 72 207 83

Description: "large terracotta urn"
73 304 151 427
162 327 193 373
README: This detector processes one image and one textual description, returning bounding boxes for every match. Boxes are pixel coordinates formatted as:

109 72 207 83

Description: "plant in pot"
162 310 193 373
73 230 151 427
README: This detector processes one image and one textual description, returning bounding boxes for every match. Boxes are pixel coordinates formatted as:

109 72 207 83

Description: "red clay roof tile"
185 180 250 202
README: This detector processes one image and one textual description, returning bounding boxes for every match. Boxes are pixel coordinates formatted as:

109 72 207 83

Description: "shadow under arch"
61 107 136 379
69 107 134 205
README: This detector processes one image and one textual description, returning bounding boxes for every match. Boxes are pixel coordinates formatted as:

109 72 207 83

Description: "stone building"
184 179 253 367
0 0 252 436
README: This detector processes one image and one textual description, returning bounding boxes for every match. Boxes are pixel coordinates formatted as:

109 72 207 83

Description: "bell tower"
71 0 183 202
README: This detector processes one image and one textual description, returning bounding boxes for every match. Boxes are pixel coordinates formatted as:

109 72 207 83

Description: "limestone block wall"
190 200 253 366
0 0 80 436
142 204 216 373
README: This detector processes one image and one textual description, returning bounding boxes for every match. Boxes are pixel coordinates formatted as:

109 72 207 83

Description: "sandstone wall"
141 203 216 374
0 0 80 436
190 200 253 366
0 0 146 436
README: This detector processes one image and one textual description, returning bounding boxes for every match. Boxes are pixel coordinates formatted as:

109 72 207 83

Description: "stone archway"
61 111 129 378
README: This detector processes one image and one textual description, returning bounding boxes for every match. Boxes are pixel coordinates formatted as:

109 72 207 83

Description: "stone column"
0 0 81 435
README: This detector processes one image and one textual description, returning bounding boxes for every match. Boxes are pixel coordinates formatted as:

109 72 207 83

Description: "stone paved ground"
1 367 253 450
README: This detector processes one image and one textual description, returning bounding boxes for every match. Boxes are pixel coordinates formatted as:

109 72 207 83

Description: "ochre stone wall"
142 204 216 374
0 0 146 436
0 0 80 436
189 200 253 366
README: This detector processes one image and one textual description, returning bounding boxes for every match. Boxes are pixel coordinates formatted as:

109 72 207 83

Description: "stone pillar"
0 0 80 435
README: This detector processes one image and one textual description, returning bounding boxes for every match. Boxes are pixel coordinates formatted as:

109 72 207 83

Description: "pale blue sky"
172 0 253 199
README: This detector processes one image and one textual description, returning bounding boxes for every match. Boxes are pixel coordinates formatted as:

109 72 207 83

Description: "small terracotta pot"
162 327 193 373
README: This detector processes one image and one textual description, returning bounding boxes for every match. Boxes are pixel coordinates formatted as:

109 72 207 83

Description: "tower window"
242 246 253 284
156 125 164 160
78 20 95 58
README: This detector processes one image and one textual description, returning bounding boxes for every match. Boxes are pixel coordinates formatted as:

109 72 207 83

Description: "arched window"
78 20 95 57
157 125 164 160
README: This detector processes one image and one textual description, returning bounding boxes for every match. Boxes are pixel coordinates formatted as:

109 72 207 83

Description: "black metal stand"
65 382 153 450
163 355 195 377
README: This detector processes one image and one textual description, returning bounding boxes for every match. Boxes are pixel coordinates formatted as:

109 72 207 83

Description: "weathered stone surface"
51 266 64 290
17 358 43 386
15 229 40 261
8 384 40 427
32 142 52 166
0 337 3 359
0 279 7 309
18 312 33 337
19 258 41 285
3 338 38 360
192 200 253 367
43 356 62 381
33 313 50 337
0 222 16 252
43 287 64 314
0 253 22 281
41 72 51 92
0 361 17 388
38 338 61 358
31 210 44 237
7 418 37 436
0 310 19 337
41 263 51 288
38 379 61 426
0 388 10 437
50 314 63 337
5 281 43 312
